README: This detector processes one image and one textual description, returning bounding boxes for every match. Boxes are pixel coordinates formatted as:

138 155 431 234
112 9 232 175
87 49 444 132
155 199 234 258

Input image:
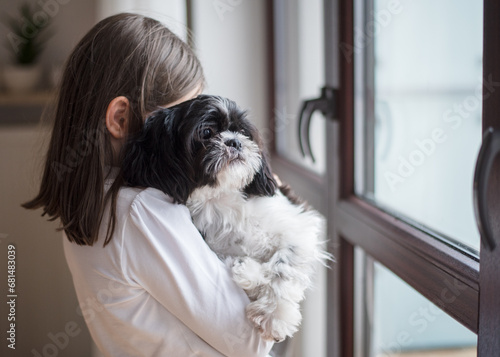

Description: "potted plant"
3 2 52 92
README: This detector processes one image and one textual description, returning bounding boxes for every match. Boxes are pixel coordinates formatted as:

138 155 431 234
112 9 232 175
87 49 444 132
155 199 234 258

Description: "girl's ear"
106 96 130 139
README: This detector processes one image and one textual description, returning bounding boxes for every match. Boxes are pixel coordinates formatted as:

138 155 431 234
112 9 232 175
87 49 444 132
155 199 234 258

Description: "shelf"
0 91 56 106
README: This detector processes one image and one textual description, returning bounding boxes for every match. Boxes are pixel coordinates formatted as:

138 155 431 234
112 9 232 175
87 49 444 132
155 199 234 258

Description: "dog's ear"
244 150 277 197
121 109 195 204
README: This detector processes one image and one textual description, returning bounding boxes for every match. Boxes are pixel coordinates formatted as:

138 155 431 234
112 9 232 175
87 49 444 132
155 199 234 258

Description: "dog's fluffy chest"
187 190 286 260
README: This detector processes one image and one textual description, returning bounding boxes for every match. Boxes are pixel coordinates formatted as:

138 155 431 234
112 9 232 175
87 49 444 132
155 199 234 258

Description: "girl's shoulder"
119 185 173 203
104 167 176 211
116 186 188 219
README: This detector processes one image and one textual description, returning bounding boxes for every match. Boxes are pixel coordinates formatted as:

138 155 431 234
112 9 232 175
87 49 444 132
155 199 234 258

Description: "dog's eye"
240 129 251 138
201 128 213 139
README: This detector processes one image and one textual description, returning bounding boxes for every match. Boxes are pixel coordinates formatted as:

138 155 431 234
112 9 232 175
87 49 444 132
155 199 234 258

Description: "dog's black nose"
225 138 242 151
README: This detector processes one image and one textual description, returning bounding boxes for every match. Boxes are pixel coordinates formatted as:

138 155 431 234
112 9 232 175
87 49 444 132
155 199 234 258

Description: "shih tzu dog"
122 95 331 342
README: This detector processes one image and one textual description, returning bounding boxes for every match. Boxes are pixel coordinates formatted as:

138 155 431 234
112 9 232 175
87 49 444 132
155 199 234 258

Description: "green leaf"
1 1 53 65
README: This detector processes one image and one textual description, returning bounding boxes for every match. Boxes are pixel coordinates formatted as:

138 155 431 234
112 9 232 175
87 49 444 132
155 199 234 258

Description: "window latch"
298 86 339 163
473 127 500 251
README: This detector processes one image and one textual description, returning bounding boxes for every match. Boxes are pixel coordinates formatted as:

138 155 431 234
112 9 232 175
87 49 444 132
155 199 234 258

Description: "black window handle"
473 127 500 251
298 87 338 163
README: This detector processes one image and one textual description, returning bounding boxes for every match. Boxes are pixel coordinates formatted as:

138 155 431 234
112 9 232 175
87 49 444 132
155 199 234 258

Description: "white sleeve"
122 190 273 357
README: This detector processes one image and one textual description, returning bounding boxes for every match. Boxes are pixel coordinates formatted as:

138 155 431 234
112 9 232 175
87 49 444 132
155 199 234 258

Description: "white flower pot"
3 64 43 93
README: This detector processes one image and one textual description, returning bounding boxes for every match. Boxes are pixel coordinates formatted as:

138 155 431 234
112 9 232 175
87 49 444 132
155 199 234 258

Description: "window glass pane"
356 0 483 252
274 0 325 174
372 262 477 357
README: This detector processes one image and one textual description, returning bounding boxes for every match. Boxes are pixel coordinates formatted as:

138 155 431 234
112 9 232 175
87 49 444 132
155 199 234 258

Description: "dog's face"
122 95 277 203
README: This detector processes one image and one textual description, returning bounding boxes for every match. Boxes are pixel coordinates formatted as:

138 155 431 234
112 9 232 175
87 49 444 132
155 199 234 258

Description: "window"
356 0 483 253
273 0 326 175
271 0 500 356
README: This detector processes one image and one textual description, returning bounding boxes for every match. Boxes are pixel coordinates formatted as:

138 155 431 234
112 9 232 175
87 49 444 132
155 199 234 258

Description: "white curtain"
95 0 188 41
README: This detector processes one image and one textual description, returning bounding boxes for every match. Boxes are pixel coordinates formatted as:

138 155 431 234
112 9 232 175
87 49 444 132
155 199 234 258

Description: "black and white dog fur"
122 95 331 342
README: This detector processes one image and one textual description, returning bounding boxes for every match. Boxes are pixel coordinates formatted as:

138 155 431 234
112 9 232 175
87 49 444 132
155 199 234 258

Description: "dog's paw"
231 257 268 292
246 299 301 342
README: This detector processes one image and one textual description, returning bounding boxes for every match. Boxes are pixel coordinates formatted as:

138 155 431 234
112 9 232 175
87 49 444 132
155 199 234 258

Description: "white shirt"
63 180 273 357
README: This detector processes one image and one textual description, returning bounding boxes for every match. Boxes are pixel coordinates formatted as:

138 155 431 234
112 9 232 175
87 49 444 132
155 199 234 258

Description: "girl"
23 13 273 357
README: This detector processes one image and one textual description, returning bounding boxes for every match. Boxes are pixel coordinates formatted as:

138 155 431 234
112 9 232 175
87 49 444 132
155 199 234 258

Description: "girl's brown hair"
22 13 204 246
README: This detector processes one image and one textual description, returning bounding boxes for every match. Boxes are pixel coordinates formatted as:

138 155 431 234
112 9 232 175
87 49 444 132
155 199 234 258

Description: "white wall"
191 0 269 135
95 0 188 41
0 125 93 357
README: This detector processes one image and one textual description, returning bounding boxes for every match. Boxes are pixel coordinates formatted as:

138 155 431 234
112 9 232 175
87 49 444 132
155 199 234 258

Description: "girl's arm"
123 189 273 357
